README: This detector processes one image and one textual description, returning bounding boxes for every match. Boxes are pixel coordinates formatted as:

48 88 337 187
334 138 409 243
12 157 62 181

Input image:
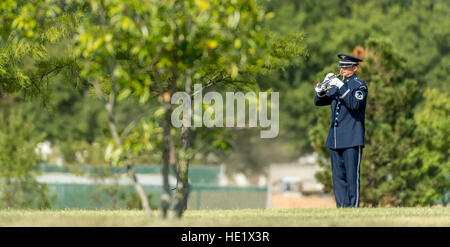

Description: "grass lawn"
0 208 448 227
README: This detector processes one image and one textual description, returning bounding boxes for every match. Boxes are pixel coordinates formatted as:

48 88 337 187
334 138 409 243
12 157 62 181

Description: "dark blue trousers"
329 146 362 208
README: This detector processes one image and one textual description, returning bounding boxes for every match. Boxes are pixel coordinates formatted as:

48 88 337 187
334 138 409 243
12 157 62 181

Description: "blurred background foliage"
0 0 448 207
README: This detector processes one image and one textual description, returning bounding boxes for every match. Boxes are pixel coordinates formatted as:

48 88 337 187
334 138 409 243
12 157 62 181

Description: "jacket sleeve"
337 83 367 110
314 92 332 106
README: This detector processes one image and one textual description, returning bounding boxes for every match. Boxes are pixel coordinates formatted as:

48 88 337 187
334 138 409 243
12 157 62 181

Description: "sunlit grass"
0 207 448 227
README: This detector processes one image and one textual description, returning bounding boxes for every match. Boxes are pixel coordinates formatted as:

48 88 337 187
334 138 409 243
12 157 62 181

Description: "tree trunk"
172 73 192 218
94 7 152 218
92 78 152 218
126 163 153 216
161 101 173 218
152 64 174 219
171 125 191 217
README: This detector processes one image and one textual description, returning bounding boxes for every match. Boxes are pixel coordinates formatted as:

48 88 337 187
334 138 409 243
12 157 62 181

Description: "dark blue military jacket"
314 73 368 149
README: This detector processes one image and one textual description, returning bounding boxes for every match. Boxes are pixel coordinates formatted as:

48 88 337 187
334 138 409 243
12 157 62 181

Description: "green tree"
0 0 79 209
410 89 450 205
72 0 159 218
0 106 52 209
73 0 306 219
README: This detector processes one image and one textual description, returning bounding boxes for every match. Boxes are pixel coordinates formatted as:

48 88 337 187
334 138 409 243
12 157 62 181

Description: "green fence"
38 164 267 210
38 164 223 185
47 183 268 210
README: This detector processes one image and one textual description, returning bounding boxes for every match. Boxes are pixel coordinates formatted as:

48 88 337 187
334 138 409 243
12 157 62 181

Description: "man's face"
340 65 358 78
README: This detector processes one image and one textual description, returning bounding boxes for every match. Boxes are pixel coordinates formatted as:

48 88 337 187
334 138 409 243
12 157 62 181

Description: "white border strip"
339 61 356 64
340 89 350 98
355 146 361 207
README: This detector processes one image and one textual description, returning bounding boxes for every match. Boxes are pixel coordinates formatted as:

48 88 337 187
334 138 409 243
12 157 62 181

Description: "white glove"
329 77 344 89
324 73 334 81
315 73 334 93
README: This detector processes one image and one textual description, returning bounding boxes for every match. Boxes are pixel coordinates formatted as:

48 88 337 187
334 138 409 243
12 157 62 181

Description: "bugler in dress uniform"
314 54 368 208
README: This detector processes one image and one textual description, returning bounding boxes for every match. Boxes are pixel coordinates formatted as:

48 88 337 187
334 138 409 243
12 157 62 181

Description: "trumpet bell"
315 73 342 93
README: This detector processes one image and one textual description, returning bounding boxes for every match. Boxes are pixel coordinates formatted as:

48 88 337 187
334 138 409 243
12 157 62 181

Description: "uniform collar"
344 73 357 82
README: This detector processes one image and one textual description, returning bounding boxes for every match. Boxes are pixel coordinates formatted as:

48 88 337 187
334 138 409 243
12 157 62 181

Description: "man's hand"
324 73 334 81
329 77 344 89
315 73 334 93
